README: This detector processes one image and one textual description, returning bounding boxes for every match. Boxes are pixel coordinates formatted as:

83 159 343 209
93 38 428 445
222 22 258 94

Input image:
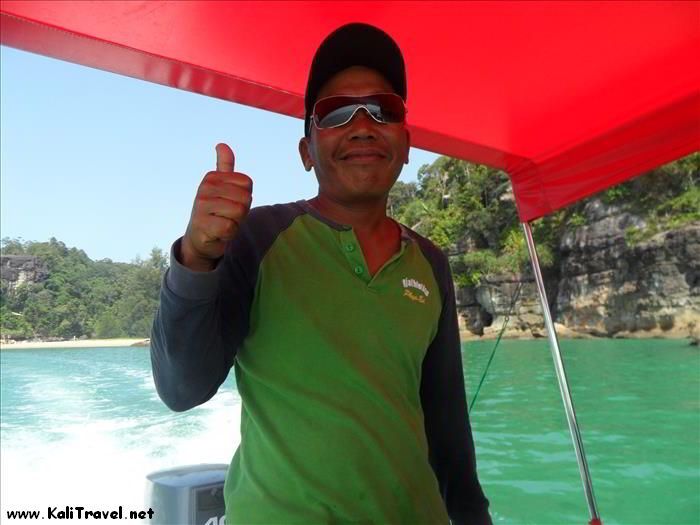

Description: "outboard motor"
145 464 227 525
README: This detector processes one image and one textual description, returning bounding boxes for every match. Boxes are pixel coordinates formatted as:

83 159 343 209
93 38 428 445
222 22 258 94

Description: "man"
151 23 492 524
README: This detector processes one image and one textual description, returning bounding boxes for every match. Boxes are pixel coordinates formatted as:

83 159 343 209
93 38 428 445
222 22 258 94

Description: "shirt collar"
296 199 413 243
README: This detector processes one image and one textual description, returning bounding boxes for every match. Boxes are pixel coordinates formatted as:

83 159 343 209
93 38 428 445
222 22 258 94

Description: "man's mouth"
340 148 387 161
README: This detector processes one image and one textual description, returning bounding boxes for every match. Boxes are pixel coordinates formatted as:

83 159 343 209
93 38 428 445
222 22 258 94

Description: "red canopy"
2 1 698 221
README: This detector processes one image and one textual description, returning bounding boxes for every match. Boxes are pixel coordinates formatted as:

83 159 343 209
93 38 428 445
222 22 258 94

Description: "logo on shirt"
402 277 430 304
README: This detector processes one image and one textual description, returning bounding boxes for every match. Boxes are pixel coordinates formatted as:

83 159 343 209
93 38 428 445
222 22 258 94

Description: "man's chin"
341 186 394 206
346 166 400 187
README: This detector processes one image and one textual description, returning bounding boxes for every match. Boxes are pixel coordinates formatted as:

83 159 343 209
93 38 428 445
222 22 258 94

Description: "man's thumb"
215 143 235 172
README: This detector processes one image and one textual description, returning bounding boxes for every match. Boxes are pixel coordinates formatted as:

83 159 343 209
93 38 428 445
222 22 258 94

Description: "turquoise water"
1 340 698 524
466 339 700 525
0 346 241 523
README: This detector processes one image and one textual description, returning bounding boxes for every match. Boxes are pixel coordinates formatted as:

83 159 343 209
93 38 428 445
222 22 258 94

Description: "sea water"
0 346 240 523
1 340 698 524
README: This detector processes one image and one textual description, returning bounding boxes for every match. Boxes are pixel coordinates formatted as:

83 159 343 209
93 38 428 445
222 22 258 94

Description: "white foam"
1 390 242 524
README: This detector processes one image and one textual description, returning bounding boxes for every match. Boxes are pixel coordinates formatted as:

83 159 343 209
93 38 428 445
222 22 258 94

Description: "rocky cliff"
0 255 48 292
458 199 700 339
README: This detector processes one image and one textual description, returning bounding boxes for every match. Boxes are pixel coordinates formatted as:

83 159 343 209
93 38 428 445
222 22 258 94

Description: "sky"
0 47 440 264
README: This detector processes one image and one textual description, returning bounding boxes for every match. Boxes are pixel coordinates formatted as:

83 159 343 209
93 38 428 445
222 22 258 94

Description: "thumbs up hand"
180 143 253 271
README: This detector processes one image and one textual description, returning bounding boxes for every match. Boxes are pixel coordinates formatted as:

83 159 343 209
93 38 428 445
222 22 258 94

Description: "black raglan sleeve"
149 235 252 412
419 248 493 525
150 203 302 412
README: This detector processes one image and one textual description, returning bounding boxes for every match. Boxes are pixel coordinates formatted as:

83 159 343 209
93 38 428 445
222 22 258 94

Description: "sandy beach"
0 338 150 350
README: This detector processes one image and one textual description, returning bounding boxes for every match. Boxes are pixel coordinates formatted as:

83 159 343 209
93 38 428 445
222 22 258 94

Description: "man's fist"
180 143 253 271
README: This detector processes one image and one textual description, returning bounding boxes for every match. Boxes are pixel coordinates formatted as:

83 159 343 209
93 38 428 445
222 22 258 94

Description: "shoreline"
460 329 699 342
0 338 150 350
2 332 695 350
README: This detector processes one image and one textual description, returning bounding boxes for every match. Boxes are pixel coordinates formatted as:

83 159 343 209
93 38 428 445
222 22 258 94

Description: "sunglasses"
311 93 407 132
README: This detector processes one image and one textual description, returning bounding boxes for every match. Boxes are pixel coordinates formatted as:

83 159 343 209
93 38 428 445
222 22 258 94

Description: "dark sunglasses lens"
374 97 404 122
314 95 404 128
320 104 366 128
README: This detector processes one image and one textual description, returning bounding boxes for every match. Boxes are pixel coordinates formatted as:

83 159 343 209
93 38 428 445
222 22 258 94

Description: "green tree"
1 237 26 255
1 240 167 340
387 152 697 286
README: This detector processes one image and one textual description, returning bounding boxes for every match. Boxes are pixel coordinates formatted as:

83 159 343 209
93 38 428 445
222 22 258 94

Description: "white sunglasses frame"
310 93 407 133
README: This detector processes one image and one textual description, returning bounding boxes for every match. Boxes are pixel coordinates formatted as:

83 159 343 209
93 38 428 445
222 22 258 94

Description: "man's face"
299 66 410 206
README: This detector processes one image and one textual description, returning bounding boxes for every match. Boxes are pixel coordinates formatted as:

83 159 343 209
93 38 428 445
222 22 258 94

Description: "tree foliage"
1 238 167 340
389 153 698 285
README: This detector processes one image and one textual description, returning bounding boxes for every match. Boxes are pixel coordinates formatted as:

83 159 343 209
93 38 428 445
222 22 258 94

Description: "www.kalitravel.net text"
6 506 155 520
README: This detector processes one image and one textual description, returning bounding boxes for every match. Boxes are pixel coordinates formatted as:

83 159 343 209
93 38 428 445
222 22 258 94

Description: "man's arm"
151 143 253 411
150 239 237 411
420 253 493 525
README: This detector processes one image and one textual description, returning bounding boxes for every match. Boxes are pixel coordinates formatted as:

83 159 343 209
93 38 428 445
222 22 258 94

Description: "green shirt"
152 200 491 525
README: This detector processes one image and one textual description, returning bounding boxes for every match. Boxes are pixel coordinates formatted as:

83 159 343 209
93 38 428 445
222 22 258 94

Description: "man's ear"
298 137 313 172
404 128 411 164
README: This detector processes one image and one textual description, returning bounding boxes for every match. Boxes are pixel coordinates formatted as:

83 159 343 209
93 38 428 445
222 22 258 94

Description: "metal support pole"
521 221 602 524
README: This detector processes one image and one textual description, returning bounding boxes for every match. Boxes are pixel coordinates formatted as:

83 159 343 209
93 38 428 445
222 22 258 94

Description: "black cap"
304 23 406 136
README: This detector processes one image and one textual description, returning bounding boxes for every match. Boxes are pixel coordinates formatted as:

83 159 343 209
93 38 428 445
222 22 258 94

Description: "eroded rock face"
556 202 699 337
458 275 554 338
0 255 48 291
456 199 700 338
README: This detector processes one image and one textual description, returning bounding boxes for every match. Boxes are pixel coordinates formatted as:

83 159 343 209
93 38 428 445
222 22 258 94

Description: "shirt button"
354 265 364 275
345 243 355 252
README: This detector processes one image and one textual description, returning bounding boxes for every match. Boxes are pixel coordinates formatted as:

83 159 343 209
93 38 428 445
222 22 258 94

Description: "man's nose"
347 107 378 139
